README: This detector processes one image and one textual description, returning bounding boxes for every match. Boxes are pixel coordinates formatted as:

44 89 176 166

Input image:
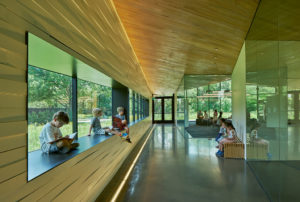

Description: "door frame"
152 94 175 124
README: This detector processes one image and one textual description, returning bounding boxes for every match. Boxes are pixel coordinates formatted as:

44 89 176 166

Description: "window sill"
128 116 148 127
28 134 112 181
28 117 149 181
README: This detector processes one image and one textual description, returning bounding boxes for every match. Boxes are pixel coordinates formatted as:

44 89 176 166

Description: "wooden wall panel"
1 0 151 97
0 2 153 202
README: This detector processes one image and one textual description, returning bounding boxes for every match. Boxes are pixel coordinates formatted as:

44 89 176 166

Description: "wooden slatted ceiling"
113 0 259 95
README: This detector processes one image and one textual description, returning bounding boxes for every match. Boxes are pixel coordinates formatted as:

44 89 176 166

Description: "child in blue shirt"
215 118 226 143
88 108 106 136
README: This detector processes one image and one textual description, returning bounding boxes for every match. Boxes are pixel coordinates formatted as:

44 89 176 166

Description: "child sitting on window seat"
113 107 131 143
39 111 79 154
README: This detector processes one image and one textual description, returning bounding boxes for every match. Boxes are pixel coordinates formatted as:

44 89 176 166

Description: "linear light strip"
110 125 156 202
109 0 153 95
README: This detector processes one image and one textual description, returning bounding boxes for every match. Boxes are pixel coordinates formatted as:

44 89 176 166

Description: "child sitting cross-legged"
39 111 79 154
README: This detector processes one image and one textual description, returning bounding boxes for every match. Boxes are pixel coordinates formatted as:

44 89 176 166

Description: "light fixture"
110 126 156 202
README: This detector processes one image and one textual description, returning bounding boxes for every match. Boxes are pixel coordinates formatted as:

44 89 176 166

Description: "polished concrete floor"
248 161 300 202
120 124 269 202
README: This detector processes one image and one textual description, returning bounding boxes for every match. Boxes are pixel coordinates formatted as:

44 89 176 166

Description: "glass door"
153 96 174 123
164 98 172 121
154 99 162 121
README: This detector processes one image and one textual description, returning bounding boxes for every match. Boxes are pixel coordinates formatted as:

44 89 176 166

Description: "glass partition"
244 1 300 200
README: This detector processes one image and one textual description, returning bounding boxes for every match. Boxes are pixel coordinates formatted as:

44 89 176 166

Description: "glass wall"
77 79 112 138
244 0 300 160
28 66 73 152
185 80 232 122
244 1 300 201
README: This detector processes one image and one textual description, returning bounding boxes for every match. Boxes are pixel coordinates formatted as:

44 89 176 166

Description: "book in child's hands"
113 116 124 130
49 132 77 143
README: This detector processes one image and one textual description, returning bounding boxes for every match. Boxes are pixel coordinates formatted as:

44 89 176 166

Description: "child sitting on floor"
39 111 79 154
216 121 237 157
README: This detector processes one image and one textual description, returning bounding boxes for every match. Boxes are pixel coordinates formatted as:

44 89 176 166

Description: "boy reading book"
112 107 131 143
39 111 79 154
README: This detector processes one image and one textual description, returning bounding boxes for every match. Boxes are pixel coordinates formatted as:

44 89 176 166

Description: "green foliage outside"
28 120 111 152
186 80 232 121
27 66 113 152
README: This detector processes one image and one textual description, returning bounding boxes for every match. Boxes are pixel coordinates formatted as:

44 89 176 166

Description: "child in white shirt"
216 122 237 157
39 111 79 153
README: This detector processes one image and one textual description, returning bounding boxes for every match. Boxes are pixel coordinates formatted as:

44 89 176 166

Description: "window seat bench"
28 134 112 181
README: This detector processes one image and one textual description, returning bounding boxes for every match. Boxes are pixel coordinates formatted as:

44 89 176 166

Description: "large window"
136 93 139 120
129 89 134 123
186 80 232 121
77 79 112 138
28 66 73 152
129 90 149 123
27 32 118 181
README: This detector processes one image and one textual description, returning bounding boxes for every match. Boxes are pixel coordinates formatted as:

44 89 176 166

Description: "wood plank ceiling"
113 0 259 95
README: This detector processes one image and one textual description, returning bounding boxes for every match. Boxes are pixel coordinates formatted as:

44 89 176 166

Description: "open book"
112 116 125 130
49 132 77 144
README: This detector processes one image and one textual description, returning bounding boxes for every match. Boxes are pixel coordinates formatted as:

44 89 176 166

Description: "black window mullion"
72 77 78 140
132 92 135 121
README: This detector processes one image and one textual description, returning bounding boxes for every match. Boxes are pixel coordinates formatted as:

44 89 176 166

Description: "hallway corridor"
120 124 269 202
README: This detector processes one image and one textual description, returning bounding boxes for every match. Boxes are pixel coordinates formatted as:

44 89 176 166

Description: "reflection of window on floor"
77 79 112 138
28 66 73 152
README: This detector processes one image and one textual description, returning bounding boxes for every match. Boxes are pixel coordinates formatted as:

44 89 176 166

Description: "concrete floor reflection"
121 124 269 202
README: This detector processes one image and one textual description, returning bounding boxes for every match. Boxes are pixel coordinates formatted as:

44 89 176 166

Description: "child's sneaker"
126 137 132 143
216 151 224 157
